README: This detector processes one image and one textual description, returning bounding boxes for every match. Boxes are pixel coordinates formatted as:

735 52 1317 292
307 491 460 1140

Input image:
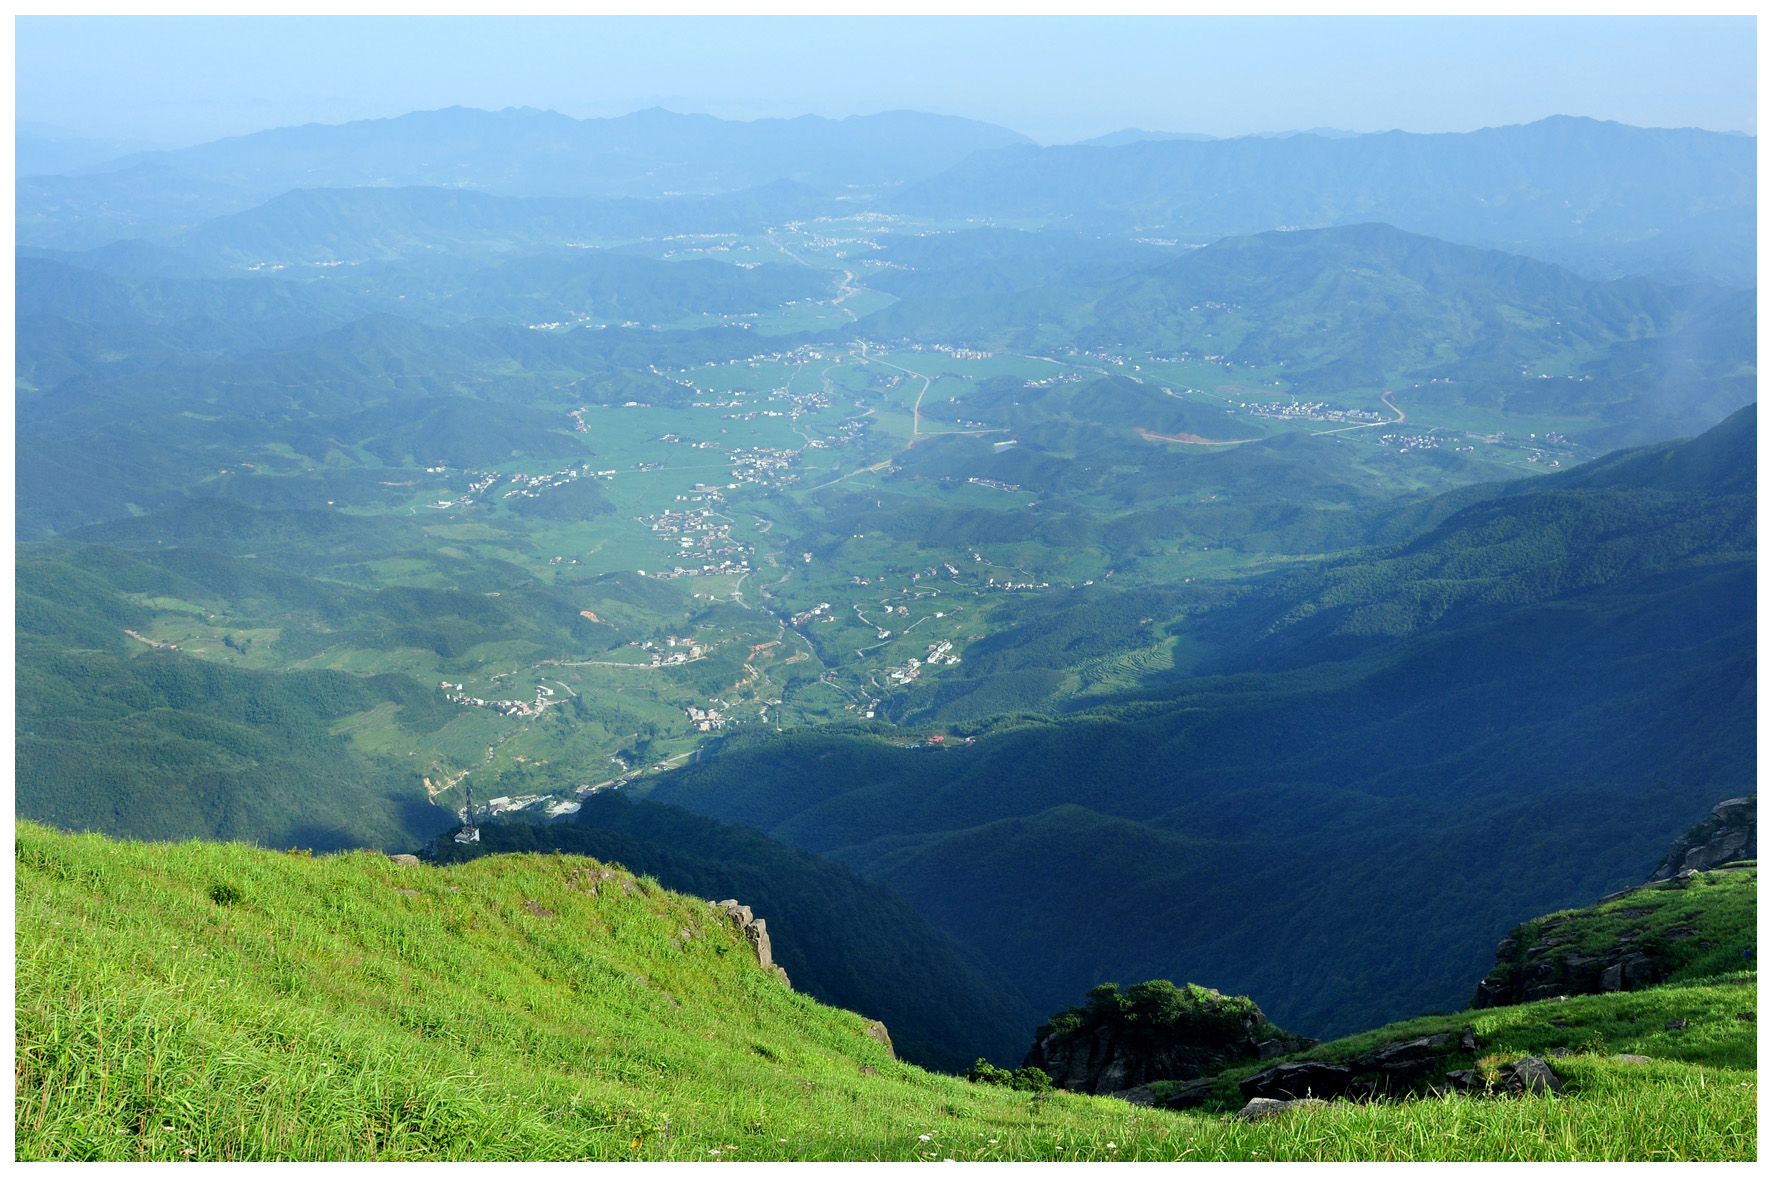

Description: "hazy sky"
17 15 1756 149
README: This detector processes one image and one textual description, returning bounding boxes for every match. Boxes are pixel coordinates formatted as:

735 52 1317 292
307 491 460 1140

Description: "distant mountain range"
17 110 1755 288
1072 127 1362 147
896 116 1756 286
17 106 1029 248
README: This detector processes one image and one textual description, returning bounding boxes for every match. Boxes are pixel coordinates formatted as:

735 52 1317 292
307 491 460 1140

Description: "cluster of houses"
638 636 706 666
727 446 801 489
642 507 753 579
886 658 924 684
683 704 727 732
438 680 556 718
1246 400 1384 424
924 639 961 667
900 343 995 361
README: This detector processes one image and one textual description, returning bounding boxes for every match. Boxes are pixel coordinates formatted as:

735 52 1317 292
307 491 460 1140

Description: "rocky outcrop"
1648 797 1756 881
1472 799 1757 1009
1021 980 1314 1096
1439 1056 1563 1097
862 1019 895 1058
1238 1028 1477 1104
1472 928 1666 1008
1234 1039 1571 1114
713 899 790 988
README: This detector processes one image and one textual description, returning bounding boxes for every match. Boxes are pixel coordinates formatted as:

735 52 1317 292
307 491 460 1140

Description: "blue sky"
17 15 1756 148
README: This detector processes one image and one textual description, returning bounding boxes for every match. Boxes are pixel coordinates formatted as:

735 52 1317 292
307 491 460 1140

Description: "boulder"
1159 1077 1218 1110
1648 798 1757 882
713 898 778 973
745 918 774 971
387 853 421 866
1239 1061 1355 1102
1236 1098 1293 1121
1664 1018 1688 1031
1109 1085 1156 1106
1238 1097 1327 1121
1442 1068 1486 1092
1501 1056 1562 1095
1355 1032 1455 1069
862 1019 895 1058
1258 1038 1298 1060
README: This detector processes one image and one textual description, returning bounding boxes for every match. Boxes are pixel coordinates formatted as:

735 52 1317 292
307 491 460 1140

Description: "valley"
13 97 1756 1155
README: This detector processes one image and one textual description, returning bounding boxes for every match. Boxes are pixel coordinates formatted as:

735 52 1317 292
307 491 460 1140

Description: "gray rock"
1240 1061 1355 1102
1665 1018 1688 1031
1443 1069 1487 1092
863 1019 895 1058
387 853 421 866
1236 1098 1297 1121
1649 797 1757 882
1505 1056 1562 1095
1110 1085 1156 1106
1614 1054 1651 1064
1355 1032 1454 1070
715 899 779 972
745 918 774 971
1258 1038 1292 1060
1160 1077 1218 1110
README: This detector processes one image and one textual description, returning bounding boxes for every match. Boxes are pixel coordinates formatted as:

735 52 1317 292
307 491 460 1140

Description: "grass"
1491 866 1758 994
14 821 1756 1161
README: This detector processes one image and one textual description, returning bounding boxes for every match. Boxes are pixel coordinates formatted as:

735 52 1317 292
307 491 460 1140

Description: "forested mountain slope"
645 408 1755 1037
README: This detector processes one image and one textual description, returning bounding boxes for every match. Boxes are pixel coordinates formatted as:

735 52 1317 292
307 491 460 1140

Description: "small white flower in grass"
989 1139 998 1144
918 1134 931 1141
709 1149 721 1155
1107 1142 1117 1149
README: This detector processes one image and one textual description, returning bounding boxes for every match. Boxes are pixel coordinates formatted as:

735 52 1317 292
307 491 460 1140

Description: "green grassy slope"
432 793 1041 1072
1474 866 1758 1006
14 822 1755 1161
